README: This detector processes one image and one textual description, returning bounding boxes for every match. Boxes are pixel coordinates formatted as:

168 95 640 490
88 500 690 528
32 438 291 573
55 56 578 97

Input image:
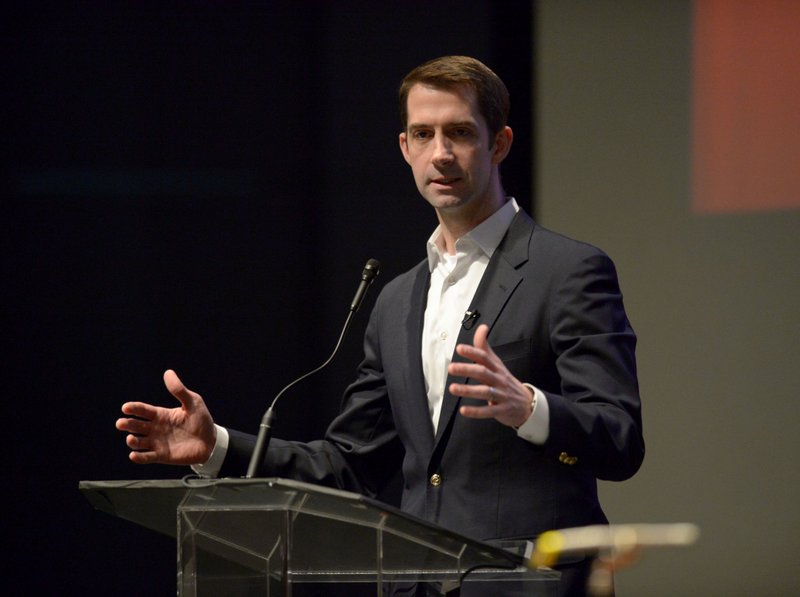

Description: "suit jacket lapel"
403 263 436 453
433 211 533 446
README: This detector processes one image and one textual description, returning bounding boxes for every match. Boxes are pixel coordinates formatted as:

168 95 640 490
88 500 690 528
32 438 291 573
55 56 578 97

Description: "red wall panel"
692 0 800 213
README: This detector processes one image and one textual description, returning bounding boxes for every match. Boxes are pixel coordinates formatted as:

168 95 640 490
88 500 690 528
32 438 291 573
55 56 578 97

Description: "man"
117 56 644 596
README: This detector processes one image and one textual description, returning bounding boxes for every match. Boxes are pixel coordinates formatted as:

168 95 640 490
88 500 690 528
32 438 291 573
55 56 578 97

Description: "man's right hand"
116 369 216 466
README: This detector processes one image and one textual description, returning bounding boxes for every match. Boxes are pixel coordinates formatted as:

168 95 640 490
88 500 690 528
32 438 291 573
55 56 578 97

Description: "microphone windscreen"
363 259 381 281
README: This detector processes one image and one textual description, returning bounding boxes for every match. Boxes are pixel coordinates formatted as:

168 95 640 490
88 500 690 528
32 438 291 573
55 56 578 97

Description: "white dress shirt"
421 198 549 441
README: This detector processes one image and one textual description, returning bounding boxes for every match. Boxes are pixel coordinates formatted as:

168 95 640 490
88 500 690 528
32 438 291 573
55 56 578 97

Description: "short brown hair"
398 55 510 136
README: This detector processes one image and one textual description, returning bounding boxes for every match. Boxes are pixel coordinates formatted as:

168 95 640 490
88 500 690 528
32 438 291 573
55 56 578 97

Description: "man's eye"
413 130 431 140
454 128 472 137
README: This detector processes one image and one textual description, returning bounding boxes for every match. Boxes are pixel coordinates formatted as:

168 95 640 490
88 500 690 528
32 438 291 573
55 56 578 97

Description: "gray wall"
536 2 799 595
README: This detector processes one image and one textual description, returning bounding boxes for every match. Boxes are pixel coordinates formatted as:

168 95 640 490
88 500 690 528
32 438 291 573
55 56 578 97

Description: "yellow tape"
531 530 564 568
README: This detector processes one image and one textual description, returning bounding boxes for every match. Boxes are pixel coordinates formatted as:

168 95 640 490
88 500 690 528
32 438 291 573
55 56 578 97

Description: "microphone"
245 258 381 478
350 259 381 312
461 309 480 330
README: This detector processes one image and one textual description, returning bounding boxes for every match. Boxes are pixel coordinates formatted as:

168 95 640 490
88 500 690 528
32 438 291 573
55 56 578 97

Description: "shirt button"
429 473 442 487
439 331 447 341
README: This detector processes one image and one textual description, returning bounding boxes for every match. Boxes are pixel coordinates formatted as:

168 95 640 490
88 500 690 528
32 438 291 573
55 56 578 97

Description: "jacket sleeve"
541 249 645 481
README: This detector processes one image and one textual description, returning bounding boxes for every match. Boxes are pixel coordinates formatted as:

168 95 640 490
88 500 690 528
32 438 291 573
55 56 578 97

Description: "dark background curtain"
3 3 533 593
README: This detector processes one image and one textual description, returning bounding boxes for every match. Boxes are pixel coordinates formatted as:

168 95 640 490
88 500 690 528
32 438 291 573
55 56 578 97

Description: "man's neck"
436 194 506 255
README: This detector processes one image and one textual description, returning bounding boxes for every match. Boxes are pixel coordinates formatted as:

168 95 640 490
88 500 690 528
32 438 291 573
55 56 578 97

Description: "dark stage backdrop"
3 3 532 594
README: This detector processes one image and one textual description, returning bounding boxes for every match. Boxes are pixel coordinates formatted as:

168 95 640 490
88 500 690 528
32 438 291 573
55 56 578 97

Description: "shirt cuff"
190 424 229 478
516 383 550 444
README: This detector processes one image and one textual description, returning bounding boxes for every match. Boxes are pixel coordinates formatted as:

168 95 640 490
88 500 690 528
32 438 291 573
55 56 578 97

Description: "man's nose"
432 135 454 165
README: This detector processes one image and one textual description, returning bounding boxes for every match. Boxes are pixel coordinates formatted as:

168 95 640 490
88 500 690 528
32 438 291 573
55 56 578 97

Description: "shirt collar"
426 197 520 272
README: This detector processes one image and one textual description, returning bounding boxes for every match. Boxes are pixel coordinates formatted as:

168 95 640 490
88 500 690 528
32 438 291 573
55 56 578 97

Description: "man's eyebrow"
407 120 477 129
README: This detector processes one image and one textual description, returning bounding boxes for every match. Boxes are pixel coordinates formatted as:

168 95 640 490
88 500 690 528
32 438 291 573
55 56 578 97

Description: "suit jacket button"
559 452 578 465
430 473 442 487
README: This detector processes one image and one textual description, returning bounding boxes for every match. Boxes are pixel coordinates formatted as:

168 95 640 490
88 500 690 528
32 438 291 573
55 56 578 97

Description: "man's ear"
491 126 513 165
399 131 411 165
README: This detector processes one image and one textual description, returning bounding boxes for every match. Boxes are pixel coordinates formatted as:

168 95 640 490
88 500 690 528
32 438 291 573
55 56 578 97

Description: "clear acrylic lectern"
80 478 558 596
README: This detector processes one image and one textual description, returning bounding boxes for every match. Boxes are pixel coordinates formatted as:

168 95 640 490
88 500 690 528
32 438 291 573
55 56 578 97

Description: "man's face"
399 83 508 215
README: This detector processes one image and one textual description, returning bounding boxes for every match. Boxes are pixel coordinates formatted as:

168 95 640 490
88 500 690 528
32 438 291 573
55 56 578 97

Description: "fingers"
448 324 499 393
456 383 501 417
117 411 157 464
118 369 192 428
117 369 208 466
459 403 501 419
115 415 150 434
128 449 159 465
457 386 515 420
471 323 490 352
455 381 532 428
453 325 499 371
119 400 158 420
449 380 499 403
123 426 167 465
448 324 531 427
163 369 197 408
120 431 159 465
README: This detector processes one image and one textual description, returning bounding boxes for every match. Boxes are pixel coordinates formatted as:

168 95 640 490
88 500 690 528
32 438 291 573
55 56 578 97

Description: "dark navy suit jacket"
221 209 644 545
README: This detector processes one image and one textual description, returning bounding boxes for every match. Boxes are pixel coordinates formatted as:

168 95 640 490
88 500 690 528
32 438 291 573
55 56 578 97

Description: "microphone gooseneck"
245 258 381 478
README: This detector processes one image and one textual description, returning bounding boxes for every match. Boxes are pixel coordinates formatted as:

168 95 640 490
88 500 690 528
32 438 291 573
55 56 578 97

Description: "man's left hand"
448 324 534 428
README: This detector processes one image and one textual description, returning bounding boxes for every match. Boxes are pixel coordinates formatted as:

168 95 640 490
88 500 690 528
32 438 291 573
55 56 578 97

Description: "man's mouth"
431 177 460 185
